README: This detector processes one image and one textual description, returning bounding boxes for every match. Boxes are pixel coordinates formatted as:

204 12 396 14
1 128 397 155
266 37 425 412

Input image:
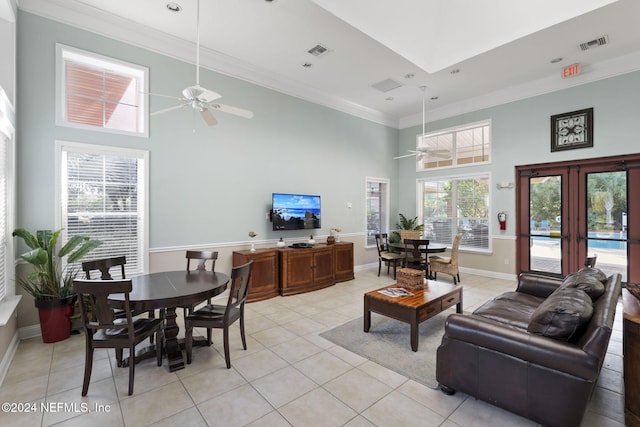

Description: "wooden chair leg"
223 326 231 369
240 309 247 350
377 259 382 277
81 345 93 396
116 348 123 367
156 330 163 366
206 328 212 346
128 347 135 396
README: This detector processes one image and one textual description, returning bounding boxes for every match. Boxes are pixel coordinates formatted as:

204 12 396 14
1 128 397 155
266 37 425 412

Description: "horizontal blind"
0 134 6 302
63 148 145 276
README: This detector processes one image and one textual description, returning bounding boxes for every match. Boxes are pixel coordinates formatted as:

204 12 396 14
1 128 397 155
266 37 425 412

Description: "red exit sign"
562 63 580 78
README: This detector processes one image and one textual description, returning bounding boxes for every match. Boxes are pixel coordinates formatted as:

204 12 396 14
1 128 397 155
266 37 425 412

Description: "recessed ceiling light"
302 62 312 68
450 68 460 75
264 0 276 2
166 2 182 12
430 96 439 100
404 73 414 79
550 57 564 63
385 97 394 101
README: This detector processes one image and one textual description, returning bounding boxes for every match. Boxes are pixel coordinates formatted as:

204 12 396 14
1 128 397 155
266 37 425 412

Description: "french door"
516 154 640 284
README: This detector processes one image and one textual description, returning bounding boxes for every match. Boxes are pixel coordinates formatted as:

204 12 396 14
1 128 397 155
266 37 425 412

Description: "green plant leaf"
12 228 39 250
59 234 88 257
67 239 102 264
19 248 48 265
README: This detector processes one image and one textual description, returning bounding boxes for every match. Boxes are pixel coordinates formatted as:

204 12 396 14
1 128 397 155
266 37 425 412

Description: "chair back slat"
82 256 127 280
186 250 218 272
74 279 132 330
225 261 253 315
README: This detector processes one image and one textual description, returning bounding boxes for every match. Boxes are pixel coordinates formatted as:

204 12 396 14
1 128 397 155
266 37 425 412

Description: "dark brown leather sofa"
436 269 622 427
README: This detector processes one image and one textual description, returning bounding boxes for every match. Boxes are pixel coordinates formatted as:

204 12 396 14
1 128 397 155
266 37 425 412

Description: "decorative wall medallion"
551 108 593 152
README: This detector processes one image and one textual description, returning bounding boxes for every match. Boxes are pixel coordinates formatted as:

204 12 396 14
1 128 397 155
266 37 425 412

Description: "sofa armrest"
443 313 599 380
515 272 562 298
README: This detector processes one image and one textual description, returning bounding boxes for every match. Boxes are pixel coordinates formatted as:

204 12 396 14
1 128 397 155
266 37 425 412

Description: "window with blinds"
58 142 148 276
56 44 148 137
0 134 7 302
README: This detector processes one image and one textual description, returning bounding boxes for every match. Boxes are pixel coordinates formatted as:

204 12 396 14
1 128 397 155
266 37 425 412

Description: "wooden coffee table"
364 281 462 352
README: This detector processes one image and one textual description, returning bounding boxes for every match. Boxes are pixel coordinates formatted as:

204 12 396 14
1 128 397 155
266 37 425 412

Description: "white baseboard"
0 330 20 387
459 266 517 282
18 324 41 341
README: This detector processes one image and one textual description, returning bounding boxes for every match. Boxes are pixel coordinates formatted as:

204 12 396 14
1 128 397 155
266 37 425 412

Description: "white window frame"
55 141 149 275
55 44 149 137
416 119 491 171
0 86 15 307
417 172 492 253
365 177 390 248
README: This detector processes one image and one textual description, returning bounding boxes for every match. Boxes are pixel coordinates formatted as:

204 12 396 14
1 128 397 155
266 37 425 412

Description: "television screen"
272 193 321 231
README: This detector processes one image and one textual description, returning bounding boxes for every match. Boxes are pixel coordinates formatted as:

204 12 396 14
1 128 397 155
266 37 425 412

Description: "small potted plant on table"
13 228 101 343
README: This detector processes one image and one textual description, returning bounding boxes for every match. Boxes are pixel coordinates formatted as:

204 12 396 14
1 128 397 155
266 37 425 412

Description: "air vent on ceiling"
579 35 609 51
308 44 331 57
371 78 404 93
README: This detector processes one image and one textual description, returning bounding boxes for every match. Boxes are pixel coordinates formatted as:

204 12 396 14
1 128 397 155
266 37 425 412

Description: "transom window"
418 173 491 251
56 44 148 137
57 141 149 275
417 120 490 170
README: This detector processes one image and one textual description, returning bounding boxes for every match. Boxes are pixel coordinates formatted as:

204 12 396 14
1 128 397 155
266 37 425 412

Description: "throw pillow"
527 287 593 341
577 266 608 283
561 272 606 300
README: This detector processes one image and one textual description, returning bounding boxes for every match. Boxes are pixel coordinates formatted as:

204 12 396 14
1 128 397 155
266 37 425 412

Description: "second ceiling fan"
150 0 254 126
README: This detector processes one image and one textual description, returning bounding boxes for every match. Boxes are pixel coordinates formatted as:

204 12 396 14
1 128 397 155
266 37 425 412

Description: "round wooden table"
109 270 229 372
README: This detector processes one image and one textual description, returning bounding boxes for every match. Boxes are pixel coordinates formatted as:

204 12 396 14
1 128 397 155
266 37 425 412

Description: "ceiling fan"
150 0 254 126
394 86 448 160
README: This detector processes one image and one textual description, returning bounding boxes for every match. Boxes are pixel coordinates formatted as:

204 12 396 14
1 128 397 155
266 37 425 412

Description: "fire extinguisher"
498 211 507 231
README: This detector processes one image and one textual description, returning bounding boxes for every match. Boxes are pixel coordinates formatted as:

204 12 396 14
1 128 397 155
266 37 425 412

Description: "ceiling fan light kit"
150 0 254 126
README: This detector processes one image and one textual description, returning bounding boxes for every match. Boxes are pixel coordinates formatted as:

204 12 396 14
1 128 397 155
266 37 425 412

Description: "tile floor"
0 269 626 426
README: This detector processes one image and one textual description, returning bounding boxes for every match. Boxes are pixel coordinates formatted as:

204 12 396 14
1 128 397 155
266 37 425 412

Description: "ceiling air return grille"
308 44 331 57
579 35 609 51
371 78 404 93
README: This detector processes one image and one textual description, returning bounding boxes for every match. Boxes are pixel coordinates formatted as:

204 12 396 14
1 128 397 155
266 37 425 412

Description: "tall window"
57 142 149 275
366 177 390 247
56 44 148 137
418 174 491 251
0 88 13 302
417 120 490 170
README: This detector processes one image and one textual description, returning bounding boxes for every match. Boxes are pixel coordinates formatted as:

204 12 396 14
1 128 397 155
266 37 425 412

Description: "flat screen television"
272 193 321 231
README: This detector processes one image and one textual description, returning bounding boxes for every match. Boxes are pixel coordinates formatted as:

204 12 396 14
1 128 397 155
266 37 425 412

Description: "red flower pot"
34 295 77 343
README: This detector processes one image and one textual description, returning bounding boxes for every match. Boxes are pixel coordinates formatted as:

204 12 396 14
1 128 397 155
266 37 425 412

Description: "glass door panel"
585 171 627 281
529 176 562 274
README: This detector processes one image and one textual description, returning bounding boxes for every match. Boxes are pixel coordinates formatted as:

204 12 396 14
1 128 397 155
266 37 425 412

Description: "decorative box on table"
396 268 424 289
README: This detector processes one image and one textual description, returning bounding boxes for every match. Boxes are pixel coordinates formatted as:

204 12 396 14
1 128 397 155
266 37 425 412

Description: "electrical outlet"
504 258 509 265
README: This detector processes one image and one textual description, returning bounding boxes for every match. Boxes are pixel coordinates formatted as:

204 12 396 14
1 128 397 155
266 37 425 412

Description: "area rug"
320 312 452 389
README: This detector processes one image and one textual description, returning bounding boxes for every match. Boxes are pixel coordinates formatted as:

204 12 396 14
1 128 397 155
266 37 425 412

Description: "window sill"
0 296 22 326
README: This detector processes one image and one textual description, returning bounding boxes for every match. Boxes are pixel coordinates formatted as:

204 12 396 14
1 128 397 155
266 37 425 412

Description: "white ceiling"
18 0 640 128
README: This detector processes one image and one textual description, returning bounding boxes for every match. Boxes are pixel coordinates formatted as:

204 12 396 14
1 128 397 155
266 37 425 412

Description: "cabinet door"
313 248 335 285
233 250 279 302
283 251 315 290
334 243 354 282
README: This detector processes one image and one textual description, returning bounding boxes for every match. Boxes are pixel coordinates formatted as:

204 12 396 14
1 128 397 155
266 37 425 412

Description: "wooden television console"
233 241 354 302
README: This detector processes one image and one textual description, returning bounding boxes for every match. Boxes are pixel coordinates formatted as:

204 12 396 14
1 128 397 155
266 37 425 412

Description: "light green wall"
15 11 399 249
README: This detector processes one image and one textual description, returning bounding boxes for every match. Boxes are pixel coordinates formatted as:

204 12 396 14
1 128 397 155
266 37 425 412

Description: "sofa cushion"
561 272 605 300
527 287 593 341
472 292 544 330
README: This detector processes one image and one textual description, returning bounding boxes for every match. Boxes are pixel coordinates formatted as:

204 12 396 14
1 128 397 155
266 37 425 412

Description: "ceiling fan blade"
151 104 187 116
146 91 184 101
393 153 418 160
210 103 254 119
200 107 218 126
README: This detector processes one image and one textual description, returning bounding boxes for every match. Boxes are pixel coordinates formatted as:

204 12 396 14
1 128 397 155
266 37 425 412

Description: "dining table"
109 270 229 372
388 241 447 279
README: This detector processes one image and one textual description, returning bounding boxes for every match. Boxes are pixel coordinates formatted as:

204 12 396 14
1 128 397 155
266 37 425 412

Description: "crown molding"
18 0 399 128
399 50 640 129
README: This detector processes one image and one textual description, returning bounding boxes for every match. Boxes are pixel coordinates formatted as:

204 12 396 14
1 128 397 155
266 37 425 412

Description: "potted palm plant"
13 228 101 343
390 213 425 243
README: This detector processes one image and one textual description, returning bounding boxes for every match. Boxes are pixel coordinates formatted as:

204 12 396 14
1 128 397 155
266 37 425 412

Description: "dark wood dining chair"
82 256 156 341
74 279 164 396
403 239 430 278
185 260 253 368
585 254 597 268
375 233 404 279
182 251 220 318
